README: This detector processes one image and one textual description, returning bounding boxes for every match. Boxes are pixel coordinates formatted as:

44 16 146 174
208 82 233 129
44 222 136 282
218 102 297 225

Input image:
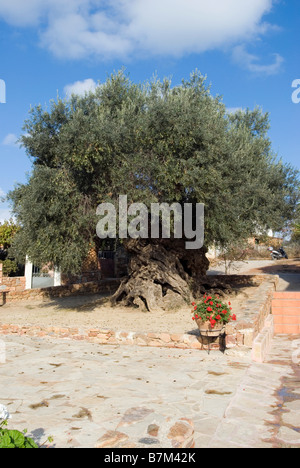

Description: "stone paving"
0 333 299 448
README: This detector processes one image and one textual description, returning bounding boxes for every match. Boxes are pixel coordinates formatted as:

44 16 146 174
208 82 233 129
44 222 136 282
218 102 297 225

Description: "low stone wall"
223 274 278 347
0 276 26 294
3 279 121 303
0 263 26 297
251 315 274 363
0 323 245 350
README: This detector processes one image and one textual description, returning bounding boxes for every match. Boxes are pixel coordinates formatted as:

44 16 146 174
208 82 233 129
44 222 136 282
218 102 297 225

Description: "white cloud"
2 133 18 146
64 78 97 97
0 188 5 198
0 0 278 64
232 44 284 75
122 0 274 56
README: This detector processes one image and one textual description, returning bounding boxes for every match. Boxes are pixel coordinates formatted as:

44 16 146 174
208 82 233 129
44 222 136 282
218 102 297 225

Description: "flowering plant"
191 294 236 329
0 404 11 423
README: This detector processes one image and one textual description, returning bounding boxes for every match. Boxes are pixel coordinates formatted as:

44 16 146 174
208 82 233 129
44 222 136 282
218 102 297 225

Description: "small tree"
289 202 300 242
218 241 250 275
0 220 20 276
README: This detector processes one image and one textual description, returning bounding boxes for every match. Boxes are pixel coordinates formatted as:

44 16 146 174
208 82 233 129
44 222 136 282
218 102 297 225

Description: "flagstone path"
0 332 299 448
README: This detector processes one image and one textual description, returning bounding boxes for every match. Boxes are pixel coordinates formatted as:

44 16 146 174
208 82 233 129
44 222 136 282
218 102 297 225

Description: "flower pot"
195 319 224 337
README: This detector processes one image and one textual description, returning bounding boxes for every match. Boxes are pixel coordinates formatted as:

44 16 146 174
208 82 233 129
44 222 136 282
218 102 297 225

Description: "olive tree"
8 71 299 311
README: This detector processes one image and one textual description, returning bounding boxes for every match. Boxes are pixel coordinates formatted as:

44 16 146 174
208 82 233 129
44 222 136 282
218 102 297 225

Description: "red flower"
192 302 196 306
192 317 195 321
195 315 199 319
209 301 214 306
232 314 237 321
221 310 228 315
216 315 221 320
207 307 213 312
207 296 212 300
210 319 216 328
194 306 197 310
228 302 231 306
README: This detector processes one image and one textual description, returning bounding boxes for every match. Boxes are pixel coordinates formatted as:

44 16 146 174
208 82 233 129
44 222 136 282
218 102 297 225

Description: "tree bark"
111 238 210 312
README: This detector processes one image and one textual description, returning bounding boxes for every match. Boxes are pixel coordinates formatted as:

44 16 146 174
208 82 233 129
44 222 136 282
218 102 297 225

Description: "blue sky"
0 0 299 222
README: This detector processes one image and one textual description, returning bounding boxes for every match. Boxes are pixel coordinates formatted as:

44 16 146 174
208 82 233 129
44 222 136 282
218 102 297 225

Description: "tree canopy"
291 203 300 241
8 70 299 277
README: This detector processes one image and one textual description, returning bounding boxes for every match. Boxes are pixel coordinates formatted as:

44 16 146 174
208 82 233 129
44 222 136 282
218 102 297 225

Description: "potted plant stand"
195 319 224 354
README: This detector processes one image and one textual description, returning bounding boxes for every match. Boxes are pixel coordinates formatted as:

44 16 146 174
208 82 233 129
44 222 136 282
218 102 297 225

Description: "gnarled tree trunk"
111 238 210 312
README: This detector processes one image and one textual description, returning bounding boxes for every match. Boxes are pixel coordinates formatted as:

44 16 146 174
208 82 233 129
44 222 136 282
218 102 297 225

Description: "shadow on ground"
246 259 300 292
35 274 258 313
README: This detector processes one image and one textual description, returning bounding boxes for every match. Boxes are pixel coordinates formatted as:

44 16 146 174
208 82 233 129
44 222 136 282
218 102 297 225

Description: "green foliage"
9 166 95 273
8 70 300 274
0 426 39 449
0 259 18 276
0 220 20 276
0 413 53 448
0 220 19 250
291 204 300 241
293 224 300 241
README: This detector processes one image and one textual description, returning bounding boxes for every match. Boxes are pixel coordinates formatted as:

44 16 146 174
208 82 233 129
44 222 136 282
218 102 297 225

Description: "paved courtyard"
0 333 299 448
1 259 299 448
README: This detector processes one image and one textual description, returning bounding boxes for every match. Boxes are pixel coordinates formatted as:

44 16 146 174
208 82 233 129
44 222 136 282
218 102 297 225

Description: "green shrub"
0 427 39 449
0 259 18 276
0 405 53 448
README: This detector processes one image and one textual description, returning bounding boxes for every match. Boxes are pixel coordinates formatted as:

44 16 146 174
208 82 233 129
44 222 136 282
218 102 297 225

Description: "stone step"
274 324 300 334
272 306 300 316
272 299 300 309
273 292 300 299
272 292 300 334
273 314 300 325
